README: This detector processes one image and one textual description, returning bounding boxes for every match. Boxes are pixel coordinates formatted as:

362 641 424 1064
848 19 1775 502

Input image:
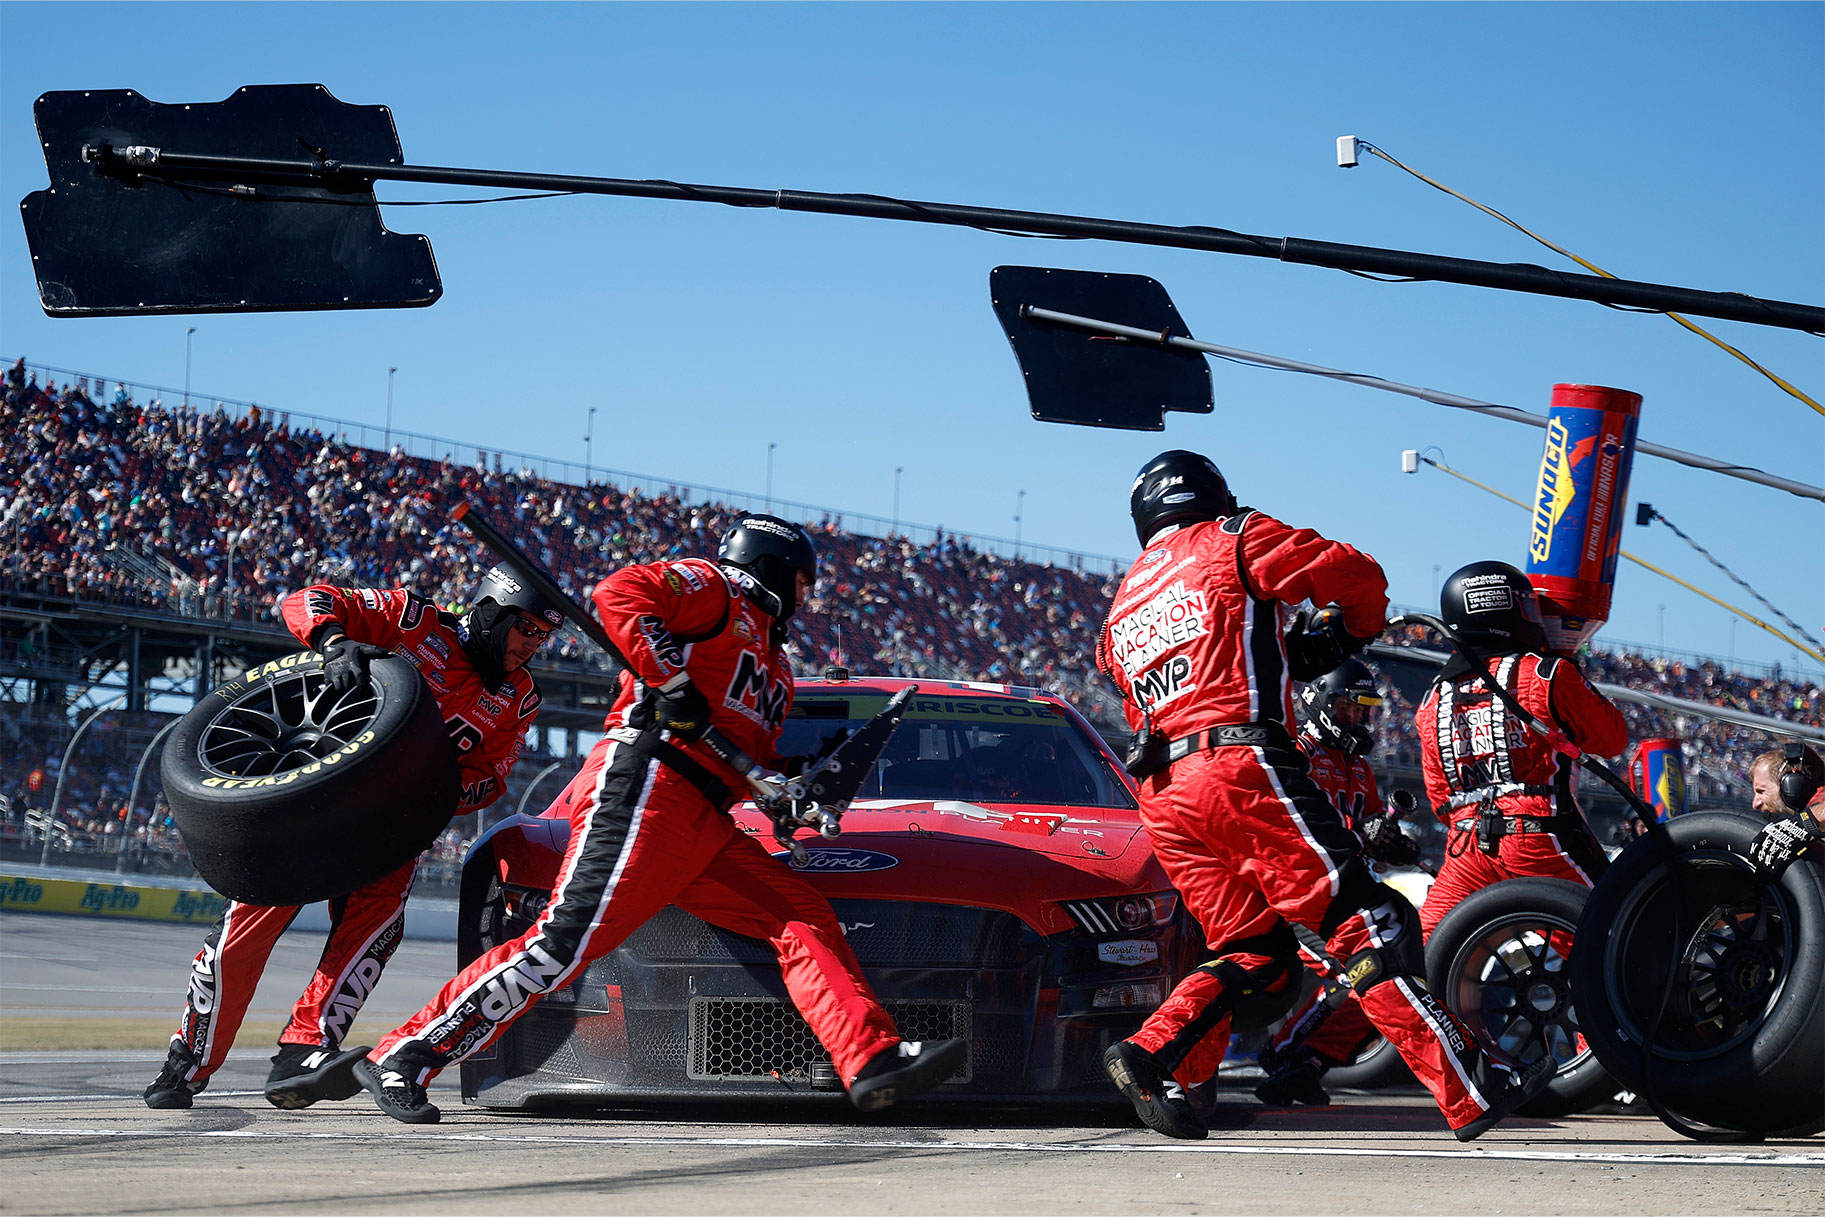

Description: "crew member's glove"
1749 811 1823 878
1359 812 1423 868
319 633 393 696
1285 605 1381 683
652 676 712 740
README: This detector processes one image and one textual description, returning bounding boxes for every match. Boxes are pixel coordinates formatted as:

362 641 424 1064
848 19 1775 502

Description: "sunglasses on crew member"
511 616 556 641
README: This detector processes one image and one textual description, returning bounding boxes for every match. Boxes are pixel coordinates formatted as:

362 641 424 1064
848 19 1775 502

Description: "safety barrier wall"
0 866 458 939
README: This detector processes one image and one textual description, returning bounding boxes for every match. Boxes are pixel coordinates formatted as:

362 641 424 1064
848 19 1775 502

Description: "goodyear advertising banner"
1525 383 1642 653
1629 738 1689 823
0 874 229 923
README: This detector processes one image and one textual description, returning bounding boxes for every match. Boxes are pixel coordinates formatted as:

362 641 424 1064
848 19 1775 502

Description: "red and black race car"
456 674 1198 1109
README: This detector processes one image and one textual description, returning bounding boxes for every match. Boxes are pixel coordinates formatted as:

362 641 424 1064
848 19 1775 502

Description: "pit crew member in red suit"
1416 561 1627 937
1095 451 1553 1142
291 516 964 1123
1255 658 1424 1107
143 566 559 1110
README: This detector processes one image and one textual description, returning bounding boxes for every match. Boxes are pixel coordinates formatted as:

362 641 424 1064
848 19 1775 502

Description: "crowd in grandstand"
0 709 188 868
3 360 1821 868
0 699 565 888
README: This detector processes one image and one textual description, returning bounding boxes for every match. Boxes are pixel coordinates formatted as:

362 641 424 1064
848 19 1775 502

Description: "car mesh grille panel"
625 901 1026 968
969 1012 1028 1079
513 1012 587 1077
626 1010 687 1072
688 997 972 1083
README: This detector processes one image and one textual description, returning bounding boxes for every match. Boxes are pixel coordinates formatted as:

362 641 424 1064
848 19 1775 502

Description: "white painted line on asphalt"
2 1126 1822 1168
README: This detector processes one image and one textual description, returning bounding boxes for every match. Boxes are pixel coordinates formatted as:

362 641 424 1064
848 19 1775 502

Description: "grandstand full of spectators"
4 358 1820 872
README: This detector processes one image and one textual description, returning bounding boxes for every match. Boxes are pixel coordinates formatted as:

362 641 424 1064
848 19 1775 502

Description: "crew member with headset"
1749 742 1825 875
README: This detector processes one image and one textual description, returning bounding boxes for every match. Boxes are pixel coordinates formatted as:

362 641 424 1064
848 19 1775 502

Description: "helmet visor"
1329 694 1379 731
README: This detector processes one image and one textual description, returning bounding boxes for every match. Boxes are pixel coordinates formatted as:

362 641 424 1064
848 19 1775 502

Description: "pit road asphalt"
4 916 1820 1215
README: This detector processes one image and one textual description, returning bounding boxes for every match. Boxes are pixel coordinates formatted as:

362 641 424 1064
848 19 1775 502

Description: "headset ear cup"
1779 766 1819 813
1778 744 1822 813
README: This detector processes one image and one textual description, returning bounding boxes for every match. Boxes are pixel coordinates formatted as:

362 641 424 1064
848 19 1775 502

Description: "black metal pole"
1022 305 1825 502
105 145 1825 333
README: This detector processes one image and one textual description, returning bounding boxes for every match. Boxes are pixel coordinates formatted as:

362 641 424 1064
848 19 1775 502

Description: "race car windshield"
780 692 1138 809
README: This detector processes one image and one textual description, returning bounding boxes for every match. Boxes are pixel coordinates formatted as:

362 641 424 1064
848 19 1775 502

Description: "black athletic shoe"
1452 1054 1558 1143
264 1043 368 1110
1103 1041 1207 1140
1254 1045 1332 1107
354 1057 441 1124
143 1046 206 1110
847 1039 967 1112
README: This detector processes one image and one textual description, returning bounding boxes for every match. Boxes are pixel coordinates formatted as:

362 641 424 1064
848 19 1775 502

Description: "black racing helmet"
459 563 566 681
1298 657 1383 756
1130 449 1237 546
1439 560 1549 655
718 514 818 622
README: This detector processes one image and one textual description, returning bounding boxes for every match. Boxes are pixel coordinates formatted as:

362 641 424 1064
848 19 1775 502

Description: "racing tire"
1322 1032 1413 1092
1426 877 1615 1117
161 651 459 906
1569 812 1825 1137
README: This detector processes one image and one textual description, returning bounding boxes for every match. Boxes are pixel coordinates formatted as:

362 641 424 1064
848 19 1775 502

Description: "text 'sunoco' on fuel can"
1524 383 1642 653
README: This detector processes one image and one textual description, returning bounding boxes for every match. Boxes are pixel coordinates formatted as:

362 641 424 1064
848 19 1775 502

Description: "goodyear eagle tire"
1569 812 1825 1136
161 651 459 906
1426 877 1615 1117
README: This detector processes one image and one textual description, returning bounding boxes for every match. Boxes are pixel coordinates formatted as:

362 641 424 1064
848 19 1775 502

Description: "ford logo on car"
771 848 900 872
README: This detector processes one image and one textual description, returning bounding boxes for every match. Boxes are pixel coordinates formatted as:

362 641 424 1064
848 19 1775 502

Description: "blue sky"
3 2 1820 675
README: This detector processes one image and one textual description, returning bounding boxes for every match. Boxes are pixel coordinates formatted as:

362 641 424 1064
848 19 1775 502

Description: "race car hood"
723 798 1163 921
740 797 1148 862
483 799 1165 932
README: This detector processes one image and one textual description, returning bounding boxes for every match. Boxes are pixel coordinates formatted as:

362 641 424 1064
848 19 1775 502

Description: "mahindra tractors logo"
740 517 799 539
771 848 900 872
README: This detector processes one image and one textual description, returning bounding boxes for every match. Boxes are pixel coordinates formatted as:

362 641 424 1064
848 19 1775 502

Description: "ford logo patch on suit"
771 847 900 872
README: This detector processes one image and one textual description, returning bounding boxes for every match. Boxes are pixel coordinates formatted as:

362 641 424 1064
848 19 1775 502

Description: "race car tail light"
1092 981 1164 1010
1061 891 1177 934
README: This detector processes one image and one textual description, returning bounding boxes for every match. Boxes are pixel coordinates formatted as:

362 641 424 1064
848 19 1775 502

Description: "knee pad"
1197 922 1302 1031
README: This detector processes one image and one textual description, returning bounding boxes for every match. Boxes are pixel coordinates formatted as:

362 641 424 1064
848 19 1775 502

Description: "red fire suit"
164 586 536 1089
1264 728 1382 1066
365 558 899 1088
1097 510 1508 1131
1416 652 1627 934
